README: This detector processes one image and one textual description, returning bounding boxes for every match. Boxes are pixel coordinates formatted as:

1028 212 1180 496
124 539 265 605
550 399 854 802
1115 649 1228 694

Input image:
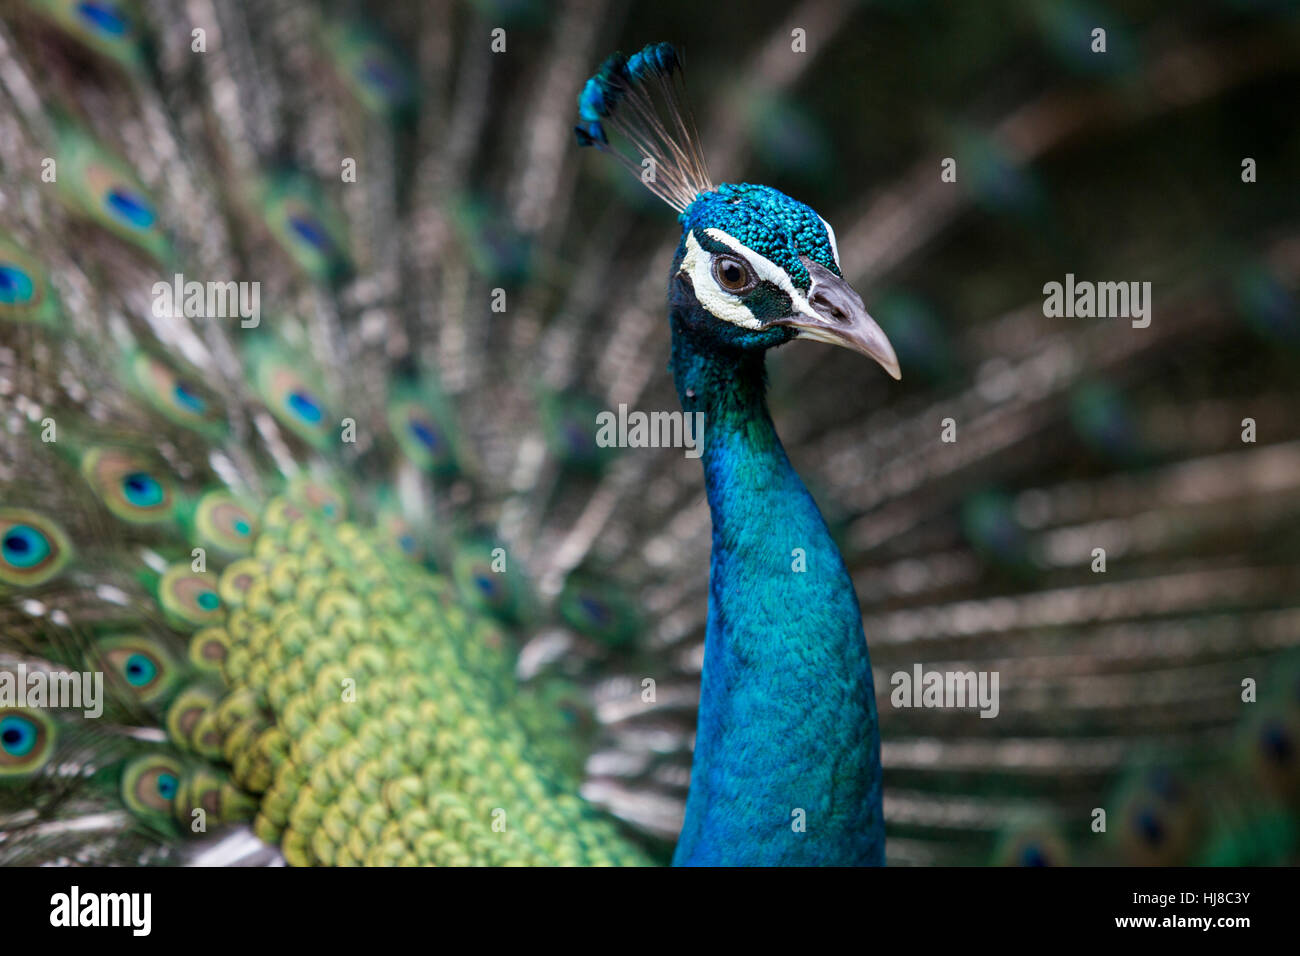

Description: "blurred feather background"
0 0 1298 865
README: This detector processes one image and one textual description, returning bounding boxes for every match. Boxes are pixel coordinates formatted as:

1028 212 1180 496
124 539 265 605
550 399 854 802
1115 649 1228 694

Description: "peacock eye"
712 255 755 294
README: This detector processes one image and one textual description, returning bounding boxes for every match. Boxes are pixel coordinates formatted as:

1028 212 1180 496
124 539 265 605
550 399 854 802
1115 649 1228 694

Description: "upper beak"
772 256 901 381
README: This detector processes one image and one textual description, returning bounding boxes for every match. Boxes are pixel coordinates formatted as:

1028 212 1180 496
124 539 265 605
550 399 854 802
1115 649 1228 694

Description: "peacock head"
577 42 899 379
671 183 899 377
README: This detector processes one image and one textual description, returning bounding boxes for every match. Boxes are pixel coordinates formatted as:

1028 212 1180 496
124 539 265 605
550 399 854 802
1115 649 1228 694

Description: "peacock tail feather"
0 0 1297 867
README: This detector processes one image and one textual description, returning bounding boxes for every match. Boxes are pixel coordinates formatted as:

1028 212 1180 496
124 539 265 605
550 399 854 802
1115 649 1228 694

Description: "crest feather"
575 42 714 213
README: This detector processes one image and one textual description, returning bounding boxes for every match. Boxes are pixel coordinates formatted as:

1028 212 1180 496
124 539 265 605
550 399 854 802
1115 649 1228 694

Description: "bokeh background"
2 0 1299 865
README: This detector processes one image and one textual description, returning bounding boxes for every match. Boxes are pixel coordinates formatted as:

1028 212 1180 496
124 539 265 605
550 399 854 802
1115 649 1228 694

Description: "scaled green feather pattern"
210 501 650 866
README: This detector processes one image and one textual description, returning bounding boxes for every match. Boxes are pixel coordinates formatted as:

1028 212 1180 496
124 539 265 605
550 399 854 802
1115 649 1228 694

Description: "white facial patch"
678 228 821 330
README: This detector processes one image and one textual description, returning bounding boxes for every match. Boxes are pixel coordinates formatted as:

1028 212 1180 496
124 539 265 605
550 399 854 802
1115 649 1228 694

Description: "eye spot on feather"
579 595 610 625
105 187 155 230
558 574 638 647
0 263 35 305
1 717 35 755
562 421 590 454
124 652 156 686
287 390 324 424
90 636 178 704
389 398 460 475
76 1 130 37
194 492 259 556
360 56 404 96
85 159 157 233
82 449 175 524
0 710 54 777
0 511 71 586
288 211 332 252
409 419 440 450
172 381 205 413
361 58 395 87
256 358 332 446
122 755 186 818
159 564 224 626
122 472 162 506
1019 844 1049 867
157 773 177 799
452 543 523 623
287 477 347 522
2 525 48 567
130 354 225 437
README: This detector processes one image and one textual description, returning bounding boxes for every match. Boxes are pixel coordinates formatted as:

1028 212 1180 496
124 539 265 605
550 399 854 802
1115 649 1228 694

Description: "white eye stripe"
819 216 840 269
680 231 761 329
700 228 820 322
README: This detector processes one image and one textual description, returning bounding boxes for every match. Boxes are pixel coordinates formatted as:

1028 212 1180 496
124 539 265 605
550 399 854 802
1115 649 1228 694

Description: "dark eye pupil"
722 263 742 284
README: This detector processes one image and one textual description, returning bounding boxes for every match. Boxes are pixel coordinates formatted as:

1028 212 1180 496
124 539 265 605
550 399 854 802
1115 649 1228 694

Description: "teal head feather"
578 43 901 864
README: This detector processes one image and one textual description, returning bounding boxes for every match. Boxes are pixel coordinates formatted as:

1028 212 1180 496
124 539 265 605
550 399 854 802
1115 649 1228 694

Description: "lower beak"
773 256 902 381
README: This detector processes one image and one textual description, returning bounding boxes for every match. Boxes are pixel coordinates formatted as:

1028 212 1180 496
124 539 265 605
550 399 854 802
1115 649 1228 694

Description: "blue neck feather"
668 296 885 866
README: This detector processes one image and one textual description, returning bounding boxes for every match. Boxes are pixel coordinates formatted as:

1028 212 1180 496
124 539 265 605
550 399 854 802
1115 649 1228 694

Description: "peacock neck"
668 309 885 866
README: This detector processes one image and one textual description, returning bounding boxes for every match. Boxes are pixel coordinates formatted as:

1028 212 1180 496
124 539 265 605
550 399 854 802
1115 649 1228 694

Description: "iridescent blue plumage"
679 183 839 289
667 318 885 865
578 42 889 864
575 53 625 146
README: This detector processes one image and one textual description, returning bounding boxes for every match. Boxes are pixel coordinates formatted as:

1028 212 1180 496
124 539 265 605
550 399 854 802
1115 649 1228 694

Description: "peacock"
576 42 900 865
2 0 1300 869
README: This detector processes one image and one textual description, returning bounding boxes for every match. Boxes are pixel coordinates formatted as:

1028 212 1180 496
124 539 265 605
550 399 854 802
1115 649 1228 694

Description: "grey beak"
772 256 902 381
